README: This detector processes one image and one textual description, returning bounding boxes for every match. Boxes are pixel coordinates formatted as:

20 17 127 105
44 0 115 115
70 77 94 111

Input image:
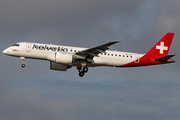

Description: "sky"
0 0 180 120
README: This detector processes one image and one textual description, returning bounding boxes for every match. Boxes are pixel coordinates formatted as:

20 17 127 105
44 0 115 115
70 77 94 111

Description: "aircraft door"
135 53 139 63
26 43 31 52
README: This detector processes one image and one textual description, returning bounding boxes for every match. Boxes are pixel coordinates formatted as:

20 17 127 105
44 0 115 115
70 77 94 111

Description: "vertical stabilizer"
145 33 174 57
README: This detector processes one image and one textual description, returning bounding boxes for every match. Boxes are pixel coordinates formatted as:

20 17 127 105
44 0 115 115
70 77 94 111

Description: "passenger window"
123 55 125 57
115 54 117 56
108 54 110 55
111 54 113 56
119 55 121 57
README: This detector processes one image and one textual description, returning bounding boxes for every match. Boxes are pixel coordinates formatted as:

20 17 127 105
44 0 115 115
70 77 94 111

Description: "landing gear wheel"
79 71 84 77
83 67 88 73
22 64 25 68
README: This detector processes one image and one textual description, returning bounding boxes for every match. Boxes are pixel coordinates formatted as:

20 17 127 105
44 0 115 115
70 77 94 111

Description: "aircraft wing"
74 41 120 62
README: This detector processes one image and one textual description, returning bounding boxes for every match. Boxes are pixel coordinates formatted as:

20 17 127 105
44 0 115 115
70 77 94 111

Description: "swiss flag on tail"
145 33 174 57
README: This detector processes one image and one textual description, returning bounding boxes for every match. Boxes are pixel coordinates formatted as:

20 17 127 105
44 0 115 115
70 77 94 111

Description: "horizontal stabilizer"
154 54 175 62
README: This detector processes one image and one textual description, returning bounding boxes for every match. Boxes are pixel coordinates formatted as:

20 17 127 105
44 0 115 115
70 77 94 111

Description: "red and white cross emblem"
156 42 168 54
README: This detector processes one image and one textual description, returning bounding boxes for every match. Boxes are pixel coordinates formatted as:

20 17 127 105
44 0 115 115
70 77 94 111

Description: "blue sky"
0 0 180 120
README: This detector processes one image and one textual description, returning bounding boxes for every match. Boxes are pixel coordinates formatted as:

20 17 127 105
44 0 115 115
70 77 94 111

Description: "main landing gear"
20 57 26 68
77 67 88 77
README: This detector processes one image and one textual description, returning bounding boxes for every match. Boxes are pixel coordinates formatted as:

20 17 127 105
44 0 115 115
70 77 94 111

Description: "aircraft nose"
3 48 9 54
3 49 6 54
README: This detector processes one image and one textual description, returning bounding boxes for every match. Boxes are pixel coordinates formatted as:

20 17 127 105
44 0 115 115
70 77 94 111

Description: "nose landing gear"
22 64 25 68
20 57 26 68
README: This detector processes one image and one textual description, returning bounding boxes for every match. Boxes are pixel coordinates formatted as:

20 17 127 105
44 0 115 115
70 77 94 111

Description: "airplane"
3 33 175 77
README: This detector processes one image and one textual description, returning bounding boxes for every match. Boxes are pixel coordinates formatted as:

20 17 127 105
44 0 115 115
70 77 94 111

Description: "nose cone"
3 48 9 54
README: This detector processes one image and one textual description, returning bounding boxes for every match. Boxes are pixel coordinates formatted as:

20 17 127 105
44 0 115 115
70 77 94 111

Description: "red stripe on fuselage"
12 49 17 51
120 55 168 67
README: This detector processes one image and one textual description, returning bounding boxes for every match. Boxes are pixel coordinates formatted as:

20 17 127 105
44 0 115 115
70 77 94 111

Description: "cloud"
1 81 180 120
0 0 143 29
0 0 145 46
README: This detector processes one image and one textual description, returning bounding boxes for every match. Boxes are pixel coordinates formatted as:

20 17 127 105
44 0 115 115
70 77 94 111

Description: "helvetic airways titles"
32 44 68 52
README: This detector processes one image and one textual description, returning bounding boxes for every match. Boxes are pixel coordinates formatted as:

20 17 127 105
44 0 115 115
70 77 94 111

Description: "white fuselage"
3 42 144 67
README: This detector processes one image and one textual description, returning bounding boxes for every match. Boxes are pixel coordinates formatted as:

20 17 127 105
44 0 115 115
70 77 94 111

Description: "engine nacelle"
47 52 74 64
92 57 106 65
50 62 71 71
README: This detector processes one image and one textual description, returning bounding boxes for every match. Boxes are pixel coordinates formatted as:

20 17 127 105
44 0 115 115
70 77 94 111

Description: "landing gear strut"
77 67 89 77
20 57 26 68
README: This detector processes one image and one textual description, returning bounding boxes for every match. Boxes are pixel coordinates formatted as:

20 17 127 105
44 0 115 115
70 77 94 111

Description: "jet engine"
47 52 74 64
50 62 72 71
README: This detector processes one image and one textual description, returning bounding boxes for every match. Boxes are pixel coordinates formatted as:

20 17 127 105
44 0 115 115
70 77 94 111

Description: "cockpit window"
12 44 20 47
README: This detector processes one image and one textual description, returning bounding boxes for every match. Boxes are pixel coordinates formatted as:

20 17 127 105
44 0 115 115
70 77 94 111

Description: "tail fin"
146 33 174 57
